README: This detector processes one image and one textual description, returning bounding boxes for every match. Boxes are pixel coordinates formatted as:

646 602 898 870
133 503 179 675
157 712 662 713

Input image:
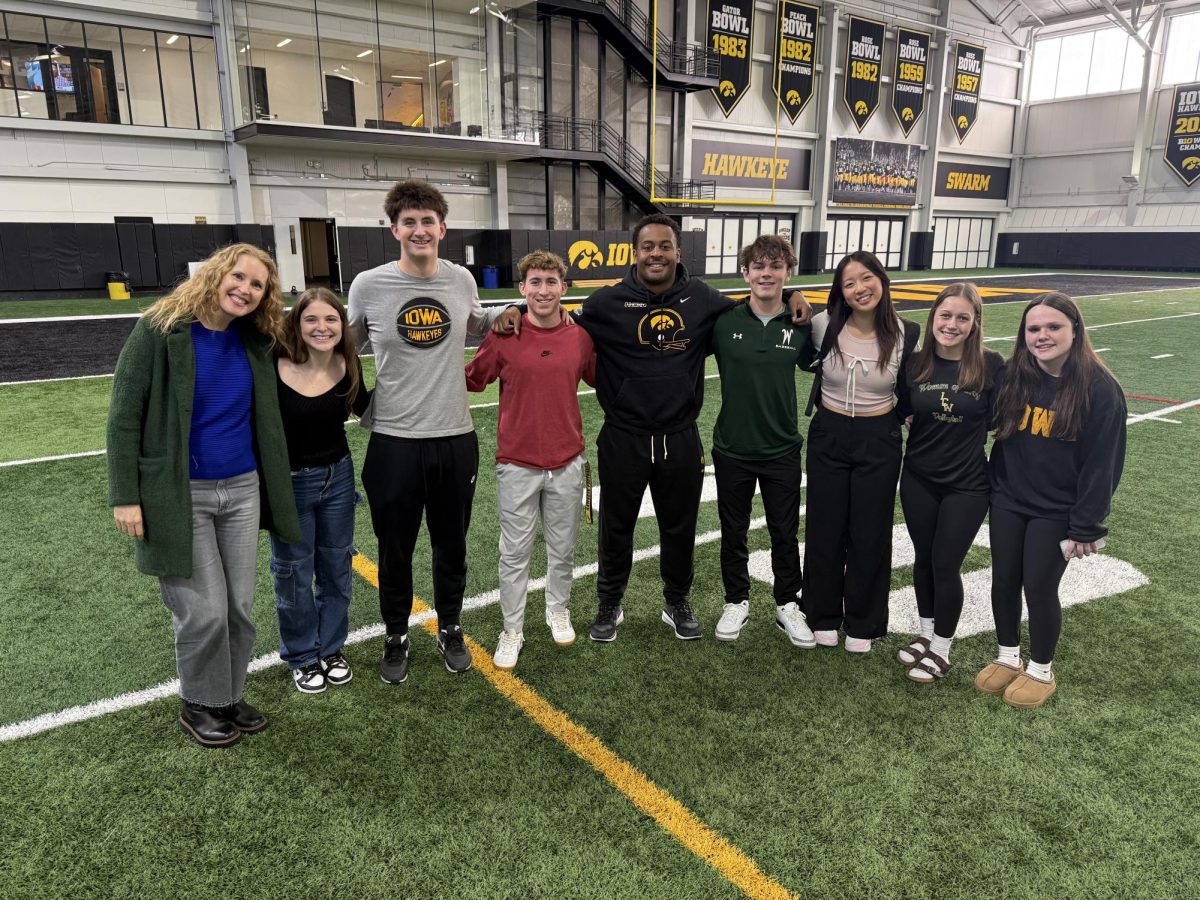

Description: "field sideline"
1 278 1197 898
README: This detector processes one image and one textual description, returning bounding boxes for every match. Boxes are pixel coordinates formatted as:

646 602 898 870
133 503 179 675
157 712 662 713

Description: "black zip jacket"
574 263 735 435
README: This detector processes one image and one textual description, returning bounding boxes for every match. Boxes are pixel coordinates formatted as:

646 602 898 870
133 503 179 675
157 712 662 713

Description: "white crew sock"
1026 660 1054 682
919 617 935 640
930 634 953 662
996 645 1021 668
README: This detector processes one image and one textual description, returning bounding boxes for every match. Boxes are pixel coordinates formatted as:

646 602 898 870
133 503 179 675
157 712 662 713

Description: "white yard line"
0 373 113 388
984 311 1200 342
1126 398 1200 425
0 449 107 468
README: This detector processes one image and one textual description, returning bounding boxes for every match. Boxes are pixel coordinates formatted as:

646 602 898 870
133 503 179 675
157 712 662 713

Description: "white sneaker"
775 601 816 648
715 601 750 642
845 635 873 653
814 630 839 647
493 629 524 670
545 606 576 646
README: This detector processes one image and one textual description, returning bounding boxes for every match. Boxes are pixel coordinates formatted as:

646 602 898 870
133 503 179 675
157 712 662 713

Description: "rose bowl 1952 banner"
892 28 930 137
1164 82 1200 187
774 1 819 124
843 16 885 131
832 137 922 206
949 40 985 142
709 0 754 116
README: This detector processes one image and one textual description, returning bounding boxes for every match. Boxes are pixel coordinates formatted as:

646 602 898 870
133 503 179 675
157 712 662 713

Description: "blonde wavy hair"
145 243 286 343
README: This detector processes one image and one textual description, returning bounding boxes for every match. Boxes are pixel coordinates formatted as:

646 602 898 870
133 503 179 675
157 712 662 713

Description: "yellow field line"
351 554 795 900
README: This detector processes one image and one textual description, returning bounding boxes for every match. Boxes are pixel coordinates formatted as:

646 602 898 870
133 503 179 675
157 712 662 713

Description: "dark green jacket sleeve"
107 319 153 507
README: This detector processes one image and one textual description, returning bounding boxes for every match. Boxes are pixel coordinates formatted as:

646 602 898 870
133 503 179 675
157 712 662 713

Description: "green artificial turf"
0 288 1197 898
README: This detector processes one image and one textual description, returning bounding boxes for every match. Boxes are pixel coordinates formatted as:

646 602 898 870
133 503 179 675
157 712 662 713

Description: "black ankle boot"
219 700 268 735
179 701 241 747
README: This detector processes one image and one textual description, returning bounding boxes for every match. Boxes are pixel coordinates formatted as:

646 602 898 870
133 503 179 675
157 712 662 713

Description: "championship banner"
843 16 885 131
692 139 812 190
773 1 819 124
892 28 930 137
935 160 1010 200
949 40 985 142
1164 82 1200 187
831 137 922 206
709 0 754 116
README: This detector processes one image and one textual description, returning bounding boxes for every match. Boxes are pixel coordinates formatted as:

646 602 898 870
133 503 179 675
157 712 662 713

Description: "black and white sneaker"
292 663 326 694
379 634 410 684
662 600 702 640
438 625 473 674
321 651 353 686
589 605 624 642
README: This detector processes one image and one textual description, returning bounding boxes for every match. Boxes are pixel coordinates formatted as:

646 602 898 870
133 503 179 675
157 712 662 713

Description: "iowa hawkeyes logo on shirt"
638 309 688 351
396 297 450 347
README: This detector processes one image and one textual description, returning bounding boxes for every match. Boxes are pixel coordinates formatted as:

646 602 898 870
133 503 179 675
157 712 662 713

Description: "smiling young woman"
107 243 301 747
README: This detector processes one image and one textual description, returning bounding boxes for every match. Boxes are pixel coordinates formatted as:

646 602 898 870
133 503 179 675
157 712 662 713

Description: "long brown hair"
910 282 988 391
823 250 900 373
145 243 285 343
994 292 1116 440
281 287 362 413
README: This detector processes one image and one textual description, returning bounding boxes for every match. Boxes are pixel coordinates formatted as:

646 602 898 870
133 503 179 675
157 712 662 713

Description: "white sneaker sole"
775 620 817 649
715 616 748 642
589 609 624 642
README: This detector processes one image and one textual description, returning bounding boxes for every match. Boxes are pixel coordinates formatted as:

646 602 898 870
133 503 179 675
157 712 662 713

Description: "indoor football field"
0 268 1197 899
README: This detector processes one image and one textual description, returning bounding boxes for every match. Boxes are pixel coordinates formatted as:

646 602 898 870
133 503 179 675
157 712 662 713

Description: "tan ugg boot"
974 660 1023 695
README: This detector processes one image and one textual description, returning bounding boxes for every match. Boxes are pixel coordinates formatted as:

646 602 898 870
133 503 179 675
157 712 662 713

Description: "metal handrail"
575 0 720 79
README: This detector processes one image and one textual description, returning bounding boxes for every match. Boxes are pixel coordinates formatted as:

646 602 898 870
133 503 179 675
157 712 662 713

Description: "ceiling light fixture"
469 5 480 12
429 59 447 67
166 34 179 45
356 49 373 58
276 38 292 48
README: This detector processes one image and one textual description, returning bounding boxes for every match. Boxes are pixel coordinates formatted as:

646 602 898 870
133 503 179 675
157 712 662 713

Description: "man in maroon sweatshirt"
465 250 596 670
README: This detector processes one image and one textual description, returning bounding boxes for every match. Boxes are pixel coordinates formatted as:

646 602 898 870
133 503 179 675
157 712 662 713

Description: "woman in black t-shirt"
897 283 1004 682
270 288 370 694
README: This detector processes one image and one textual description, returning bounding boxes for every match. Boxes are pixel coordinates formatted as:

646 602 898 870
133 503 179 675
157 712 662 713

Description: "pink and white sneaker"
814 630 839 647
844 636 873 654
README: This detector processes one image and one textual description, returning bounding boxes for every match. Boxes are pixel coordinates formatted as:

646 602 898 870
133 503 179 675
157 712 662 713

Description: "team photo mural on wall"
773 1 820 124
844 16 886 131
709 0 755 116
892 28 930 137
949 40 985 142
1164 82 1200 187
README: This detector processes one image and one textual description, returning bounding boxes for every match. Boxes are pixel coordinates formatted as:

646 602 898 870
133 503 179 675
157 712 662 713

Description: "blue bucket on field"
481 265 499 289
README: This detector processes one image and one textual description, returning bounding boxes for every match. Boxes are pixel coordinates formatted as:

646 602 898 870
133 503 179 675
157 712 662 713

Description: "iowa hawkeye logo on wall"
396 297 450 346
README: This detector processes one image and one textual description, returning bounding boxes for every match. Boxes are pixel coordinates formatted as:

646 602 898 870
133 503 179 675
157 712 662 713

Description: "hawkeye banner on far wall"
774 1 819 124
709 0 754 116
844 16 885 131
949 40 985 142
892 28 930 137
1164 82 1200 186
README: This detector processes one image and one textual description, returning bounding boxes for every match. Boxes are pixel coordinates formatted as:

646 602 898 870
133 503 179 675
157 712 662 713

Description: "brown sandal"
907 652 951 683
896 636 931 668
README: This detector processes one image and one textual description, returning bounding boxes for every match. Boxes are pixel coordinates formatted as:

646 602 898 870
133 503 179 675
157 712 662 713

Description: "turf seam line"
984 311 1200 342
351 553 796 900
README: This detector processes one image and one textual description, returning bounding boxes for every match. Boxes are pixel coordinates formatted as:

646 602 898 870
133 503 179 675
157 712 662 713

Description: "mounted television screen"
52 61 75 93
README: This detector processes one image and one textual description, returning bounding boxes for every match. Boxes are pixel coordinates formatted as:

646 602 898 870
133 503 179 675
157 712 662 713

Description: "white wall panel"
1026 93 1139 155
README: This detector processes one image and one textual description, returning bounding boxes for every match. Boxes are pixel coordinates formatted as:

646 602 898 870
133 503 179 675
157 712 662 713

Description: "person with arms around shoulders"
107 243 301 748
348 180 509 683
270 288 371 694
896 283 1004 682
710 235 818 647
465 251 597 670
802 250 920 653
976 292 1126 708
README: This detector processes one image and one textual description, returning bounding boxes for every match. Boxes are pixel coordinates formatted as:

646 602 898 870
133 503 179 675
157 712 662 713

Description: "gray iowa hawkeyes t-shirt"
348 258 504 439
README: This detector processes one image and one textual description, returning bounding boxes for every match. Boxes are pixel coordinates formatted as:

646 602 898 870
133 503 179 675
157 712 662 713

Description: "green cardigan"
107 316 302 578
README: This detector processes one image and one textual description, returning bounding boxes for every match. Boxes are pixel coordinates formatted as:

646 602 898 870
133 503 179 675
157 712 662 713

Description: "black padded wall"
997 231 1200 271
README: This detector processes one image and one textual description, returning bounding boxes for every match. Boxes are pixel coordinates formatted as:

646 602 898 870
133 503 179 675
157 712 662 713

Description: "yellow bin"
106 272 131 301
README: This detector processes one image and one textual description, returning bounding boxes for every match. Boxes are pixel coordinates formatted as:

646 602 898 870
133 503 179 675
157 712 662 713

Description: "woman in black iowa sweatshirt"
976 292 1126 709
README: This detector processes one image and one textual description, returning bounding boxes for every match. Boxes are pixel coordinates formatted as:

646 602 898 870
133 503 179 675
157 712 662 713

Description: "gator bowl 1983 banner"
709 0 754 116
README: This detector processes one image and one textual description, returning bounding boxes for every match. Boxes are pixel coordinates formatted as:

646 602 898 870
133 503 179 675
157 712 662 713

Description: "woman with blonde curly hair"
107 243 301 747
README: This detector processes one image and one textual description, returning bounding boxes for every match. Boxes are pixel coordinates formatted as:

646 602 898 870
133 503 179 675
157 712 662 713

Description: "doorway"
300 219 340 290
323 75 356 127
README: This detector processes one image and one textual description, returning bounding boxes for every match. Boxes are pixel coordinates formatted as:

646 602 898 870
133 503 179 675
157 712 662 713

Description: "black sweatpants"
988 505 1070 664
802 408 902 639
899 469 990 640
361 430 478 636
596 422 704 610
712 445 803 606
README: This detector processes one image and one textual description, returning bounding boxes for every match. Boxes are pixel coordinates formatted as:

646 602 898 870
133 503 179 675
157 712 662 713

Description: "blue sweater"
189 322 256 479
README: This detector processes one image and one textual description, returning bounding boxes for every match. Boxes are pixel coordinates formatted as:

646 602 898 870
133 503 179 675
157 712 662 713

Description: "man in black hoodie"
576 215 810 642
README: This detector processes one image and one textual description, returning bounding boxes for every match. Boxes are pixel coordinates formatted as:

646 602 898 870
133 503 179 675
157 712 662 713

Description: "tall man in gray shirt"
348 180 504 682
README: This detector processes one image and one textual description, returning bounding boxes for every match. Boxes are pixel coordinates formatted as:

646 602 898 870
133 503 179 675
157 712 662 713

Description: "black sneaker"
589 605 624 643
321 651 353 686
437 625 473 674
662 600 702 640
379 634 410 684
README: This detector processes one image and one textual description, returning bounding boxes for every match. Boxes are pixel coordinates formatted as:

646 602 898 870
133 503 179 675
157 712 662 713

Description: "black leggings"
988 505 1070 664
899 469 989 640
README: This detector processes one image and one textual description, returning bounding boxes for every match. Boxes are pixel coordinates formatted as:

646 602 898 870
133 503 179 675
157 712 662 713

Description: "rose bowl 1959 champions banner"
892 28 930 137
1164 82 1200 187
773 1 819 124
709 0 754 116
843 16 885 132
949 40 985 142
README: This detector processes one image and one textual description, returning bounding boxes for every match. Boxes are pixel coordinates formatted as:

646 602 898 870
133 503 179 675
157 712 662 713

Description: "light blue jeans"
159 470 260 707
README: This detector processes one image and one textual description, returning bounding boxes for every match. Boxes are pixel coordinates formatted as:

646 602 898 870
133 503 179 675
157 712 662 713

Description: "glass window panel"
1029 37 1059 101
502 4 541 138
552 164 573 229
6 14 49 119
889 220 904 253
1055 32 1091 98
578 23 598 121
190 36 220 129
1121 38 1145 91
119 27 164 125
245 0 322 125
82 24 129 124
628 71 648 170
44 18 84 122
654 88 672 180
0 15 16 118
550 18 572 118
722 218 740 256
1087 29 1124 95
159 32 198 128
742 219 759 245
379 0 430 130
1162 13 1200 85
578 166 599 230
860 220 876 253
316 0 380 129
705 218 722 256
605 46 623 135
428 1 487 133
508 161 547 229
603 180 624 230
